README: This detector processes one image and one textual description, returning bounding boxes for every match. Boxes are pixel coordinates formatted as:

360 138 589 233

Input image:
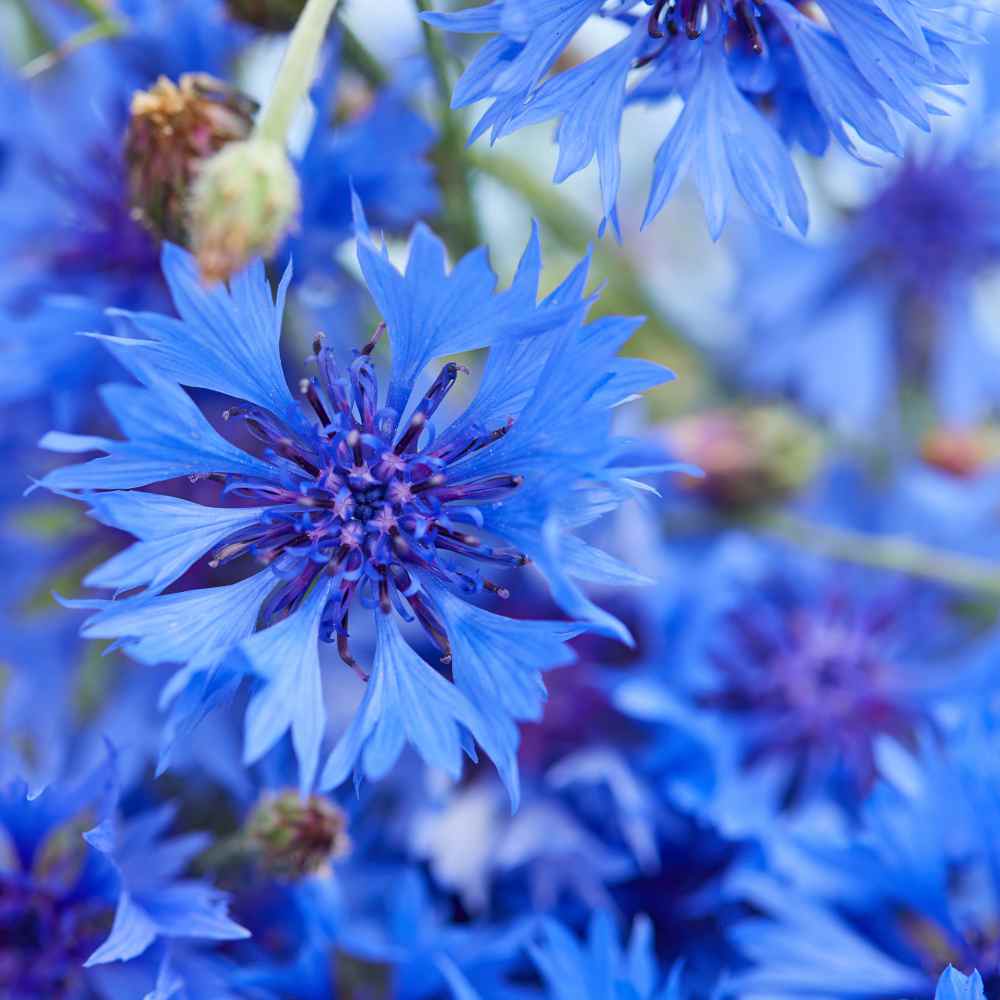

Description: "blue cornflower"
40 205 673 804
0 751 247 999
423 0 979 237
616 533 980 829
728 715 1000 998
737 143 1000 431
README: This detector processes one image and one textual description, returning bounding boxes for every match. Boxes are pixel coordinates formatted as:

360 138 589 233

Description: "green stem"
471 149 712 413
21 18 124 78
414 0 482 257
340 21 389 88
255 0 341 146
758 512 1000 597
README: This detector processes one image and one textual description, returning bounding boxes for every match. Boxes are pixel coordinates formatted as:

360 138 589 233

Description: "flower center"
859 157 1000 297
702 587 921 798
0 875 110 997
211 327 528 673
644 0 766 56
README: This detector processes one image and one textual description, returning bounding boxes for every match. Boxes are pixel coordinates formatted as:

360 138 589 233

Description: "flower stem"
21 18 124 78
340 21 389 88
255 0 341 147
20 0 127 78
757 512 1000 597
414 0 482 258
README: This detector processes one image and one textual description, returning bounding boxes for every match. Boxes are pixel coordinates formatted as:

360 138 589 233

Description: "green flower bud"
666 405 823 511
246 791 349 880
125 74 257 245
225 0 307 31
189 137 300 284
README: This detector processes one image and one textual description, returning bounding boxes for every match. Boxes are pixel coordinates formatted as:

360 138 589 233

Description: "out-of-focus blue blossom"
423 0 979 237
727 715 1000 998
0 749 246 999
38 207 673 803
616 533 982 829
736 145 1000 432
735 20 1000 432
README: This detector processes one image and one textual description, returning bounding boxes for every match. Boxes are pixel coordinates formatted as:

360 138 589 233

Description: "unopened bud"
247 790 349 879
921 425 1000 478
125 74 257 245
225 0 307 31
189 137 300 283
666 405 823 510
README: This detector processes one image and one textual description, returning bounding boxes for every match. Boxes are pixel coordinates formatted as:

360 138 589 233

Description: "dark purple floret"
704 581 925 799
858 155 1000 299
213 328 528 675
0 874 110 998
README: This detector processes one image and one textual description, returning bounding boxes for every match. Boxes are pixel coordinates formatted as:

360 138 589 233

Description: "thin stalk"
22 19 124 78
414 0 482 257
758 512 1000 597
340 21 389 88
21 0 127 78
255 0 341 146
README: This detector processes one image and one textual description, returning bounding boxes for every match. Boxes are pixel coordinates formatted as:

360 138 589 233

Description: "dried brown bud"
225 0 307 31
125 73 257 245
247 791 350 880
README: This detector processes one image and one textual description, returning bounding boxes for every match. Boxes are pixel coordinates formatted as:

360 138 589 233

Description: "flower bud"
125 73 257 245
225 0 307 31
921 425 1000 478
247 791 349 879
665 405 823 510
189 137 300 284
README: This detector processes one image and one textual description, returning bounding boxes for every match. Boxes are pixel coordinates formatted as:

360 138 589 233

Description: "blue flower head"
40 203 675 806
738 142 1000 431
729 713 1000 998
0 749 246 999
423 0 979 237
617 533 979 827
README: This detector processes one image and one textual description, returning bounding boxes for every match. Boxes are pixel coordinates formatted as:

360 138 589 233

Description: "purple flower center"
0 874 110 997
212 329 528 673
859 156 1000 297
704 586 923 798
645 0 765 54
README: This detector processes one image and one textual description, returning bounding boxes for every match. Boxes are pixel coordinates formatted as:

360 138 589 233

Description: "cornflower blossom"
0 752 246 999
423 0 979 237
39 202 675 805
738 139 1000 431
729 717 1000 998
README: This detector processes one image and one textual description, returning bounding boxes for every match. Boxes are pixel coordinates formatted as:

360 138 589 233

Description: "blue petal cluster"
423 0 979 237
39 201 673 805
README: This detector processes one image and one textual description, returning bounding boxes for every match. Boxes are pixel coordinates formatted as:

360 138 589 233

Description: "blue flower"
616 531 981 829
423 0 978 237
525 910 686 1000
40 205 674 804
735 146 1000 432
727 714 1000 998
937 967 988 1000
0 750 247 999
